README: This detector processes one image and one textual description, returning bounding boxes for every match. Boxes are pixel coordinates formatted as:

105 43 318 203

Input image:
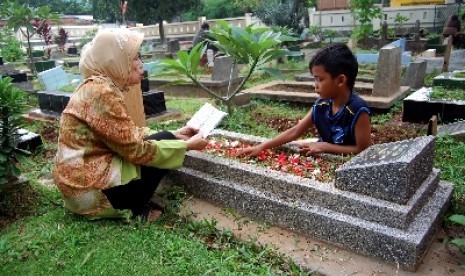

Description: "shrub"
0 77 28 184
54 27 69 50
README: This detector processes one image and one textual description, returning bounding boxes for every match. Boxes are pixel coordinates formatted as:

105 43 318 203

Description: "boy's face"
310 65 343 99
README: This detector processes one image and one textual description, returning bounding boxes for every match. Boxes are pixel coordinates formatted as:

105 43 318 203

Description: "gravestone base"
433 71 465 90
403 87 465 123
142 90 167 117
162 130 453 271
16 128 42 152
245 80 410 109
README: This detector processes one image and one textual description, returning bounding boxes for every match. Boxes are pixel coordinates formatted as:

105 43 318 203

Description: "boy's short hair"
201 23 210 30
309 43 358 90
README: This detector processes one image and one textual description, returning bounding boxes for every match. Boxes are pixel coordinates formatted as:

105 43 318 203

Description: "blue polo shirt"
312 92 370 145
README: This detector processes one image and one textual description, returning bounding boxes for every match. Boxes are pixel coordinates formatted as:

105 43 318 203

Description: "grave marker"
335 136 436 204
212 56 238 81
373 46 401 98
401 60 427 88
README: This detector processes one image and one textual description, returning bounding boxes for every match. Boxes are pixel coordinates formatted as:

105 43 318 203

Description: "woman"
53 29 208 221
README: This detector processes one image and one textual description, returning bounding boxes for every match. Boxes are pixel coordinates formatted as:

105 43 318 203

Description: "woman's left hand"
174 126 199 141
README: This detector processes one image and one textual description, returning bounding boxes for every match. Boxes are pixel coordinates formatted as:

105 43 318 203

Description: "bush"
0 77 28 184
0 31 25 62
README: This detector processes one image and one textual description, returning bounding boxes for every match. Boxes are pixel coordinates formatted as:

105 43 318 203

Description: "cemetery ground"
1 89 465 274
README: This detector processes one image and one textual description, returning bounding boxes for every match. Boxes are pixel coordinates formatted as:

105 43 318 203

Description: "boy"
240 43 371 156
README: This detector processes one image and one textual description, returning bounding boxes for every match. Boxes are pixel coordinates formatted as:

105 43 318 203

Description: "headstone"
16 128 42 151
401 60 427 88
428 115 438 136
335 136 436 204
143 91 167 117
34 60 56 73
212 56 238 81
2 72 27 83
37 90 71 114
141 71 150 92
0 56 3 66
67 46 78 55
153 49 166 60
421 49 436 58
443 36 453 72
438 120 465 141
381 21 388 41
0 63 15 74
37 67 69 91
372 46 401 97
167 40 180 53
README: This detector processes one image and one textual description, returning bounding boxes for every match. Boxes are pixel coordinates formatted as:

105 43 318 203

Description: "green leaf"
448 214 465 226
450 238 465 252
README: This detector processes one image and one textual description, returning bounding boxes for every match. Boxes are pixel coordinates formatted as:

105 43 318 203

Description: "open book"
186 103 228 137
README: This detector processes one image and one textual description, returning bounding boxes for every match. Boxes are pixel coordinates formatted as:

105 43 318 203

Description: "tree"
0 1 59 76
182 0 243 21
156 21 298 114
13 0 92 15
349 0 382 45
126 0 202 43
255 0 309 34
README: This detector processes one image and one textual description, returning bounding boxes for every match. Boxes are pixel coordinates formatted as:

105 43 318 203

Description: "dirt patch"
180 197 465 276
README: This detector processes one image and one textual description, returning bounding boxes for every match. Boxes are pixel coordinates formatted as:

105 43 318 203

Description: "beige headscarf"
79 28 144 91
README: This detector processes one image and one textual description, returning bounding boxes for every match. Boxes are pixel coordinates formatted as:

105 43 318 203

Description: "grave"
37 66 81 91
149 55 250 107
67 46 78 55
355 39 412 65
34 60 56 73
433 70 465 90
246 45 410 109
0 64 34 92
401 60 427 89
0 56 3 65
402 87 465 123
162 130 453 271
437 120 465 141
16 128 42 152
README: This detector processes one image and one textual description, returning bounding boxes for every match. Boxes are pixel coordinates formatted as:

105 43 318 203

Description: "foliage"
0 77 29 184
455 71 465 78
182 0 243 21
78 29 98 50
446 214 465 253
54 27 69 50
155 21 297 114
0 29 25 62
435 135 465 214
349 0 382 41
323 29 338 43
32 19 53 59
9 0 92 15
0 1 59 76
430 86 465 101
424 69 441 87
232 0 261 13
255 0 309 34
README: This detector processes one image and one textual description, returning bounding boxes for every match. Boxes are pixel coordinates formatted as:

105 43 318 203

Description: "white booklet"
186 103 228 137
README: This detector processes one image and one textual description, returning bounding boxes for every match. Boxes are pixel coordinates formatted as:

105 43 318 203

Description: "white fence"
15 13 262 43
309 5 438 32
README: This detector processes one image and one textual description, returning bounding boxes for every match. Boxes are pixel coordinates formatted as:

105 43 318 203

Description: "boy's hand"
237 145 264 157
174 126 199 141
186 133 209 151
298 142 328 156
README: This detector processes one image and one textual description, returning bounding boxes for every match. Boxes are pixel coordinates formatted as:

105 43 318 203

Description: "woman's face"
128 55 144 85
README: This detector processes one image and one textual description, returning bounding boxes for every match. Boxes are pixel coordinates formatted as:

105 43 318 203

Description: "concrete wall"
309 5 437 32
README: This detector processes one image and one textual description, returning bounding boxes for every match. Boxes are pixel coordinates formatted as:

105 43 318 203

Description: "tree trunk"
158 19 165 44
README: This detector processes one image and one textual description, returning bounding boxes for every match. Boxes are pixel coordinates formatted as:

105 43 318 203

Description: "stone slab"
438 120 465 141
335 136 435 204
37 67 69 91
433 71 465 90
403 87 465 123
142 90 167 116
162 129 453 271
161 130 452 270
16 128 42 151
401 60 427 89
37 90 71 114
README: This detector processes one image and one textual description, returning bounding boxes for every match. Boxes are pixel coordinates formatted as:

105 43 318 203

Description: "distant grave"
162 130 453 271
402 87 465 123
0 63 33 92
246 46 410 109
149 55 250 107
433 70 465 90
438 120 465 141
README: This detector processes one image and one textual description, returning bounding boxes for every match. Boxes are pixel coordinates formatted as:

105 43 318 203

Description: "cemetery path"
180 197 464 276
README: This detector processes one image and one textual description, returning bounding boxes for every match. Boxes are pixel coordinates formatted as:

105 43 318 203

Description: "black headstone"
0 56 3 65
67 46 78 55
142 90 166 116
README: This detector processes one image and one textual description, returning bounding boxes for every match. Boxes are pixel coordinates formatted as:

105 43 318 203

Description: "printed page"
186 103 227 137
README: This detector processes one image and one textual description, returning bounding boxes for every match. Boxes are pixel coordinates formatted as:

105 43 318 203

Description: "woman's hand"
174 126 199 141
186 133 209 151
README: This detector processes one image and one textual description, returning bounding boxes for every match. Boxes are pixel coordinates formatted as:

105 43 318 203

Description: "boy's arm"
299 112 371 155
240 110 314 156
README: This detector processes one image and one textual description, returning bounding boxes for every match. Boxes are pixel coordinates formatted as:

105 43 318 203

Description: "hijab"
79 28 144 92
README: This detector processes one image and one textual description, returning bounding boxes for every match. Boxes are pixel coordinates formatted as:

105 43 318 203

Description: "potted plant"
0 77 29 185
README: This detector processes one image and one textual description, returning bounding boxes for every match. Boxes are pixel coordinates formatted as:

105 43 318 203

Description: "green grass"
430 86 465 101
